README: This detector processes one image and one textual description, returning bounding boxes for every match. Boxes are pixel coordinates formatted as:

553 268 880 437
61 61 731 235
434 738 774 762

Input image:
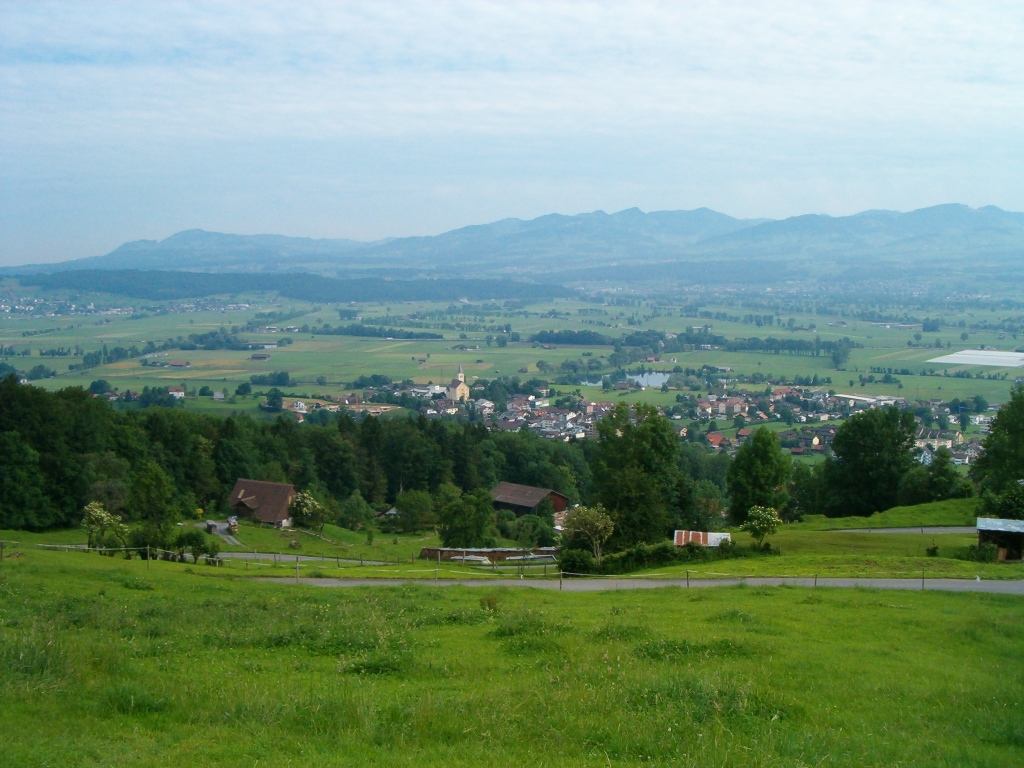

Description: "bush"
558 548 596 575
954 543 998 563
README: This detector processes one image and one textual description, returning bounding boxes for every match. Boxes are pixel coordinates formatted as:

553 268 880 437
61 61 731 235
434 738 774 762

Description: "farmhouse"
490 481 569 517
167 386 186 399
229 479 297 528
976 517 1024 561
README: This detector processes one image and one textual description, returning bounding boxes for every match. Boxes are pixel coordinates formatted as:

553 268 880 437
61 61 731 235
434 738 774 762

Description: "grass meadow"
1 548 1022 767
4 289 1022 410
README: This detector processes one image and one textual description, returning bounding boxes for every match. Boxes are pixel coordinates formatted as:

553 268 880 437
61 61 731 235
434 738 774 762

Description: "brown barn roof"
490 481 568 509
229 479 296 523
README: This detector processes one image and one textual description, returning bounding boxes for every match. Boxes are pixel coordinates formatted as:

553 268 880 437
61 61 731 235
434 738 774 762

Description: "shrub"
954 543 998 563
558 548 596 575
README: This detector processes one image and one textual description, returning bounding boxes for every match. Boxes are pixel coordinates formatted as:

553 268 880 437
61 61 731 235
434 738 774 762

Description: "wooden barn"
490 482 570 517
229 479 297 528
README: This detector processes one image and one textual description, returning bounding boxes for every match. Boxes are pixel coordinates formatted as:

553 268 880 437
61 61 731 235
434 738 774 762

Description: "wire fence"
1 538 1004 590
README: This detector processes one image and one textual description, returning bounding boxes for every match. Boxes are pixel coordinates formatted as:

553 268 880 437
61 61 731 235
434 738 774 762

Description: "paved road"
833 527 975 534
195 521 243 546
260 576 1024 594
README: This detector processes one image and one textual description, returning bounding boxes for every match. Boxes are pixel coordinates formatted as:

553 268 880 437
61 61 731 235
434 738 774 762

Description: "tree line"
2 375 1021 554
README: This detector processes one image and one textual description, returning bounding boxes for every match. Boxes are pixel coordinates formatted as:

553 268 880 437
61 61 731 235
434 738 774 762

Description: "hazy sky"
2 1 1023 265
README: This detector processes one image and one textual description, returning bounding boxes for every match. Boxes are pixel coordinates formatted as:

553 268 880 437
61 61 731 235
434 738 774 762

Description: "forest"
2 375 1022 555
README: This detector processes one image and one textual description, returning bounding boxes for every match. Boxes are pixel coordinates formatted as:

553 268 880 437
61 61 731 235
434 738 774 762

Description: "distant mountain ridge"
5 204 1023 283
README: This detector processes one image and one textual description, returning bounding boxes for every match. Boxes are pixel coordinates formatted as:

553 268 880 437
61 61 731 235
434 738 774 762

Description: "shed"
229 479 297 528
674 530 732 547
976 517 1024 561
490 481 569 517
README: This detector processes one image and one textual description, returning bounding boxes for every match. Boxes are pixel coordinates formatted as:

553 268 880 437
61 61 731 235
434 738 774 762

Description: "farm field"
3 284 1022 408
1 549 1022 766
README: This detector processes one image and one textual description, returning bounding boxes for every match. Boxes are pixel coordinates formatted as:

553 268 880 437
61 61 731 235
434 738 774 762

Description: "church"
446 365 470 402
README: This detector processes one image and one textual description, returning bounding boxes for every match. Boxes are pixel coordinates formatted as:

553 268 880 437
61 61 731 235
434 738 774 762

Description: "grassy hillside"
1 550 1022 767
796 498 979 531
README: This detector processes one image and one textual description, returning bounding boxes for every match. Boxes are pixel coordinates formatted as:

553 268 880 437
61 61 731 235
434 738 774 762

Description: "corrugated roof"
976 517 1024 533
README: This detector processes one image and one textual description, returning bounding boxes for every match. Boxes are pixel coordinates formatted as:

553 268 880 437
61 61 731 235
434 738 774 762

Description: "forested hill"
19 270 570 302
5 204 1024 283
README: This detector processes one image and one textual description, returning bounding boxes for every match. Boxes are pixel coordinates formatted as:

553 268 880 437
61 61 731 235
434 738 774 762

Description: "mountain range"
6 204 1024 286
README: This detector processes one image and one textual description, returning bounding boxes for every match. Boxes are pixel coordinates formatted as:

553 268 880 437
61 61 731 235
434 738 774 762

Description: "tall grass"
0 550 1022 766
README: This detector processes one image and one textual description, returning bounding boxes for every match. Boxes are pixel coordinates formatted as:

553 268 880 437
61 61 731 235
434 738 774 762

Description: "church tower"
447 365 470 402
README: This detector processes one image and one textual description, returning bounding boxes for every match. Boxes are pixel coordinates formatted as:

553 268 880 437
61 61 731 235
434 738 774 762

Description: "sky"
1 1 1023 265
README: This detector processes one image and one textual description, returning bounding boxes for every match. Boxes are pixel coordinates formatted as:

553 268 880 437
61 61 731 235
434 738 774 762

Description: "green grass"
794 498 980 531
5 291 1021 407
1 549 1023 766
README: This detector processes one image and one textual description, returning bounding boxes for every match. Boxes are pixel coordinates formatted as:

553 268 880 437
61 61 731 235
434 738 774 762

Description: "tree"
174 528 208 563
436 484 496 548
89 380 111 394
741 505 780 548
830 345 850 369
726 427 791 523
129 461 178 545
980 482 1024 520
971 384 1024 497
337 490 375 530
0 431 51 529
821 407 917 517
235 382 252 396
395 489 434 534
680 479 726 531
561 505 614 566
512 514 556 547
265 388 284 409
81 501 128 550
290 491 327 534
594 403 679 547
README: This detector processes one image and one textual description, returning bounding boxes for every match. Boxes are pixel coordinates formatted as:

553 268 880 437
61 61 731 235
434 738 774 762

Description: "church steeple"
457 364 465 383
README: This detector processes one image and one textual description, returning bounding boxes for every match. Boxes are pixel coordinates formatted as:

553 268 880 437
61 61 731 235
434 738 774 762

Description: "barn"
490 482 570 517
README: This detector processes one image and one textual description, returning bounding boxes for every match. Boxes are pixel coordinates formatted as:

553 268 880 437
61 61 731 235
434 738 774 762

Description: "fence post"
559 570 563 591
814 573 817 587
146 545 150 569
296 556 300 583
686 569 689 588
921 569 925 591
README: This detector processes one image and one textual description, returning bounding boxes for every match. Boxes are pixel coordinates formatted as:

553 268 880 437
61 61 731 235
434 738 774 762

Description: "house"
976 517 1024 561
705 432 726 450
212 391 225 401
229 479 297 528
914 429 963 450
170 360 190 368
490 481 570 517
167 386 186 399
